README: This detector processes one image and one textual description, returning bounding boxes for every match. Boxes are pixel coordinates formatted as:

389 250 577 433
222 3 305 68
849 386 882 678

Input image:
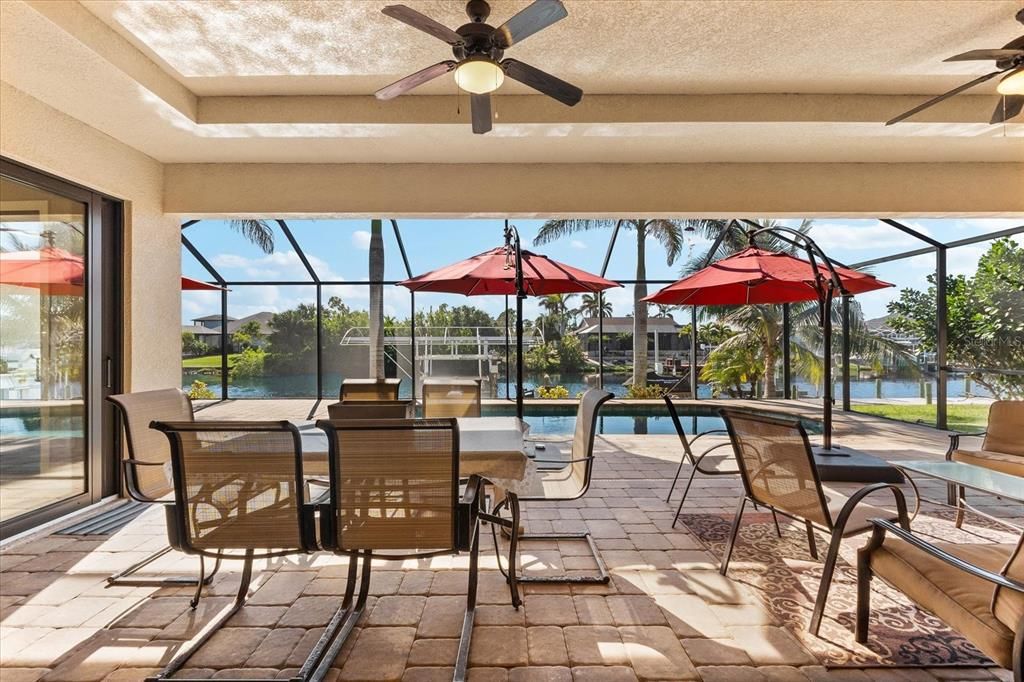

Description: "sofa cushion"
870 537 1017 668
950 449 1024 478
992 534 1024 634
983 401 1024 458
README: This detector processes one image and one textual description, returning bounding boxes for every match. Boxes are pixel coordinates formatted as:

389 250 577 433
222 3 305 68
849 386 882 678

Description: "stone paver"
339 627 415 681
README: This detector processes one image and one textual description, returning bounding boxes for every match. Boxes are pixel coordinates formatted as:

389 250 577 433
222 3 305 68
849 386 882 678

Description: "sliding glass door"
0 159 121 538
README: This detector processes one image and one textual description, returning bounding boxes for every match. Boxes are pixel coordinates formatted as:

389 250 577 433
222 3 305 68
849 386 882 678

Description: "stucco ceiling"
1 0 1021 166
80 0 1022 96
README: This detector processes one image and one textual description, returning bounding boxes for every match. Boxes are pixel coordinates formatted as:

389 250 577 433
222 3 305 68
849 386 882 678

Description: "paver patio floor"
2 402 1019 681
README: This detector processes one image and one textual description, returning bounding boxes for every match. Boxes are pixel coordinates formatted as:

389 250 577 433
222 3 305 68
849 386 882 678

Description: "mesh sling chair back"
314 418 484 682
145 420 345 682
858 521 1024 681
326 400 412 420
496 389 614 597
422 378 482 418
105 389 222 588
340 378 401 402
719 408 911 635
946 400 1024 528
663 396 739 527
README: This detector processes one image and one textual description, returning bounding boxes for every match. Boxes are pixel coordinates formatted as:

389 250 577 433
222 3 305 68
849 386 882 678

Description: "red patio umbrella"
400 231 620 418
644 233 892 449
399 246 619 297
181 276 226 291
0 246 84 295
643 247 891 306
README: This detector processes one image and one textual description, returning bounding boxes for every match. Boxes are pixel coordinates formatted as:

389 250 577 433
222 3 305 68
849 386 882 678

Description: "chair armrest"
460 475 484 506
833 483 910 532
121 459 171 505
869 518 1024 593
946 430 987 459
531 457 592 465
689 429 730 445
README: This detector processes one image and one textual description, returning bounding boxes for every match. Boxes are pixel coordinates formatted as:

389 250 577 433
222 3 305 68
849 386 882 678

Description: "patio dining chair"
106 389 221 588
945 400 1024 528
858 520 1024 680
422 378 482 418
314 418 486 682
326 399 412 420
143 420 349 682
719 408 911 636
339 377 401 402
493 389 613 595
663 396 741 524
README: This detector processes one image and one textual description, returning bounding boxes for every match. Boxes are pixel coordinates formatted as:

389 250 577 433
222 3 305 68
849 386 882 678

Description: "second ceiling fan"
375 0 583 134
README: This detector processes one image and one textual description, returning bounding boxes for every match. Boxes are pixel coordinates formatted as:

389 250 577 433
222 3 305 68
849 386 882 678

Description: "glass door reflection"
0 176 88 523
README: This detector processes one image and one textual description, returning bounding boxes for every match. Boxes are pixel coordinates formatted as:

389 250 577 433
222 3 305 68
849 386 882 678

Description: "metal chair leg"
666 454 688 503
454 516 481 682
670 465 701 528
855 546 872 644
509 494 608 589
771 509 782 538
146 551 254 681
720 497 748 576
189 556 206 609
808 530 845 636
107 545 220 587
310 551 372 682
805 521 819 560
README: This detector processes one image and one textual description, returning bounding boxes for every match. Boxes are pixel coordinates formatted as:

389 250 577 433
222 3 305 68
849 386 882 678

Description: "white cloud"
352 231 372 250
808 221 934 253
209 250 341 280
570 240 587 250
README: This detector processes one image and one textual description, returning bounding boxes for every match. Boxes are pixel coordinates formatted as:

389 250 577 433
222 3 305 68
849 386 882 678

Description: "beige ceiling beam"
164 162 1024 217
197 93 1007 126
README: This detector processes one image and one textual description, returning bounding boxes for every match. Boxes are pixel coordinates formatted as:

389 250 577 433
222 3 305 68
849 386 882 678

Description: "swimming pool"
481 401 822 436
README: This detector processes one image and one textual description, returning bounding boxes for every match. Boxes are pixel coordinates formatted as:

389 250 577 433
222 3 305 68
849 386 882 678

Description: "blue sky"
181 218 1022 326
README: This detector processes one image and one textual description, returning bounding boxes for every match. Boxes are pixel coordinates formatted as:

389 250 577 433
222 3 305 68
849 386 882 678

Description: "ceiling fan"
375 0 583 134
886 8 1024 125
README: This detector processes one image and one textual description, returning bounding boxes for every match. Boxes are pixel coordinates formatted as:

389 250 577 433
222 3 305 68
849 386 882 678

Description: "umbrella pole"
516 295 524 420
822 291 833 450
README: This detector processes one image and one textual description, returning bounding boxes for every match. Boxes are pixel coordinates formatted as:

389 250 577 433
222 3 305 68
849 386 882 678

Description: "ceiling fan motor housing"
453 19 504 61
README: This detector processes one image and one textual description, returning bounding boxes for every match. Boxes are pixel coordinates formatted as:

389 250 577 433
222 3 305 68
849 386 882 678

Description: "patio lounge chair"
719 408 911 636
315 418 485 682
422 378 482 418
327 399 412 420
340 377 401 401
105 389 220 588
494 389 613 597
858 519 1024 680
946 400 1024 528
144 420 348 682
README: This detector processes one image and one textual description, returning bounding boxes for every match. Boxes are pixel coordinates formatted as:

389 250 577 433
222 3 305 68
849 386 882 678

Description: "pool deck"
1 402 1019 681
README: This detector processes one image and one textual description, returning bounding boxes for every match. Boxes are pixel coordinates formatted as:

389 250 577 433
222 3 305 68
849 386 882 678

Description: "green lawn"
182 353 241 369
852 402 989 431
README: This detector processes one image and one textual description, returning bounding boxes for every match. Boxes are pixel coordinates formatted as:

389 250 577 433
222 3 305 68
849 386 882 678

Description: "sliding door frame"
0 157 123 540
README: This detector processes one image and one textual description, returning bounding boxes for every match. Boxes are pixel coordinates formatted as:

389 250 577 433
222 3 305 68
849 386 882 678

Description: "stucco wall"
0 82 180 392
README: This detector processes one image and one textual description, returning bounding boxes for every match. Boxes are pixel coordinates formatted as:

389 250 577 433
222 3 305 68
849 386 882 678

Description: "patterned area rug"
679 509 1017 668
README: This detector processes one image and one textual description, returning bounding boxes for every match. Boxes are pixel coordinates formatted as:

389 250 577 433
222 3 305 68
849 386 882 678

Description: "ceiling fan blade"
471 94 492 134
381 5 464 45
375 61 457 100
502 59 582 106
991 95 1024 123
944 49 1024 62
493 0 568 49
885 70 1003 125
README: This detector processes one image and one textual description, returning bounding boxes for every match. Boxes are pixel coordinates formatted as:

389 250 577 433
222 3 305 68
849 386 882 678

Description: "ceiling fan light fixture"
454 58 505 94
996 69 1024 96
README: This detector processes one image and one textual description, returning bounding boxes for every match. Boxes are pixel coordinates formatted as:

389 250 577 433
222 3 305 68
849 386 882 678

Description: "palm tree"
368 219 385 380
579 292 612 318
538 293 576 337
534 219 727 386
228 219 274 254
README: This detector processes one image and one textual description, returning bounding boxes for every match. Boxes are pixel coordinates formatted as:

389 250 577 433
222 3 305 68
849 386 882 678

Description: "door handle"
104 356 113 389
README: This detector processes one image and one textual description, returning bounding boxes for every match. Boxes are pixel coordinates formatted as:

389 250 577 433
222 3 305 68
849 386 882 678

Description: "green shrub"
187 380 216 400
536 385 570 399
625 384 666 399
230 348 266 378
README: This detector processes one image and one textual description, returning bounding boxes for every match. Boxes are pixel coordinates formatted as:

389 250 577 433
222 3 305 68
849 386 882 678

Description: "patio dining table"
298 416 539 497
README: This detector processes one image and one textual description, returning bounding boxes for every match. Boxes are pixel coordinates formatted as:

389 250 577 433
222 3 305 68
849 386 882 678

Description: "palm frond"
644 220 686 266
229 219 275 254
533 219 618 246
